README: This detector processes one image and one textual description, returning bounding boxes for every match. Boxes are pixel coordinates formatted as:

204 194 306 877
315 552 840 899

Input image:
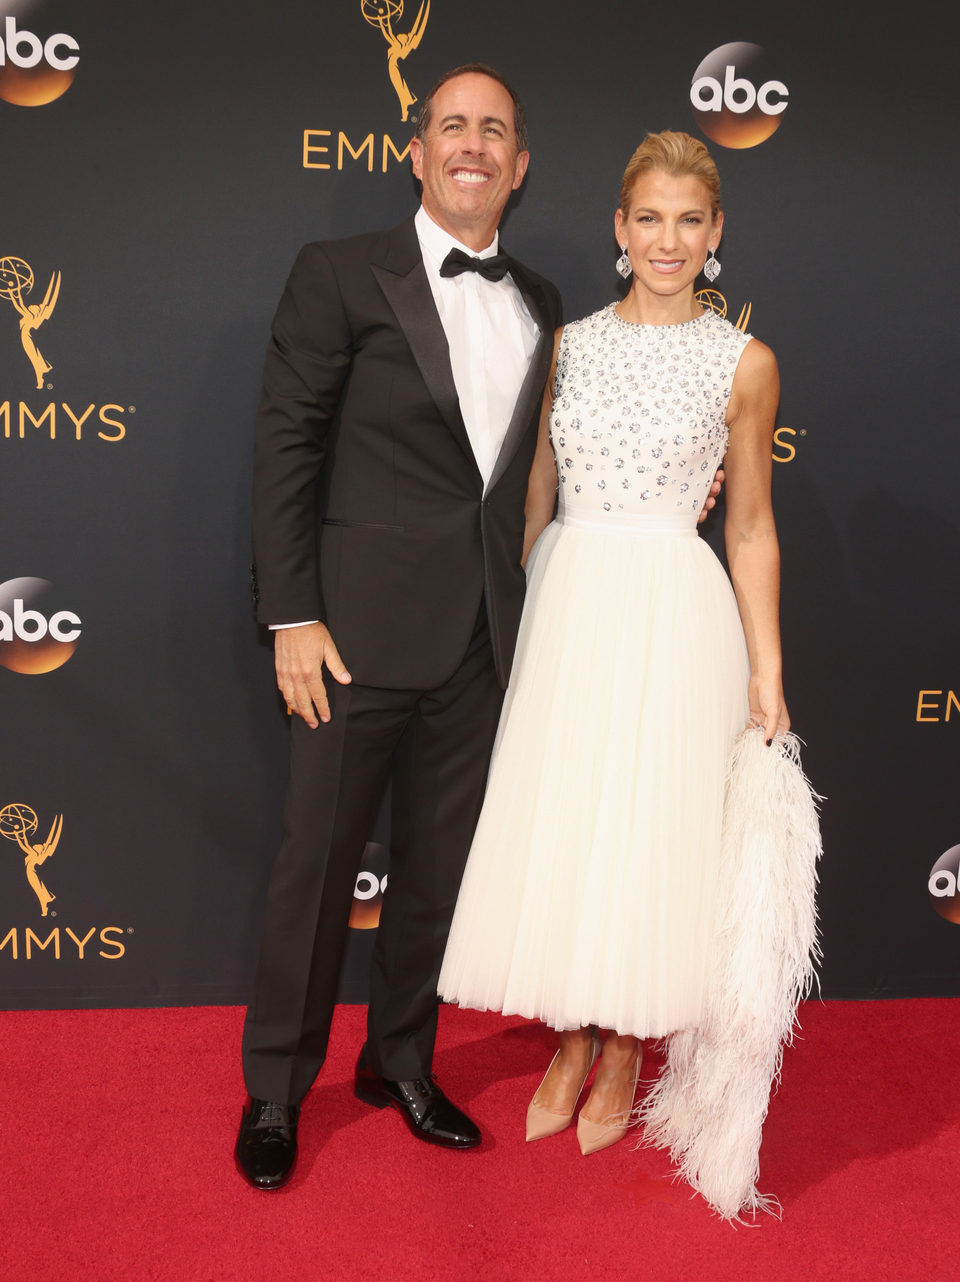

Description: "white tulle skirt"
439 512 751 1038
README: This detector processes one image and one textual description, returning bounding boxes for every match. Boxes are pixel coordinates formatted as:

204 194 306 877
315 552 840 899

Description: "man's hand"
697 467 725 524
274 622 351 728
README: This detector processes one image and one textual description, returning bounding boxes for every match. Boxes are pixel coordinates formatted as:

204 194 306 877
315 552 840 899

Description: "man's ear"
512 149 530 191
409 136 424 182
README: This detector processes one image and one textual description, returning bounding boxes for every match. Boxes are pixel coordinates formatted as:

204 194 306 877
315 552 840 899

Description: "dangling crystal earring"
615 246 632 279
703 245 721 282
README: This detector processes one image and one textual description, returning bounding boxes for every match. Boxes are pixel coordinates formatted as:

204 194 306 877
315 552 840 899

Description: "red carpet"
1 1000 956 1281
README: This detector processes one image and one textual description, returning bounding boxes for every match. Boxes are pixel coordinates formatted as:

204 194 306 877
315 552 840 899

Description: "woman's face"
614 169 722 300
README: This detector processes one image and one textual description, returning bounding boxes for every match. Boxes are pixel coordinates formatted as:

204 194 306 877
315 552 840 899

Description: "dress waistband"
556 511 699 537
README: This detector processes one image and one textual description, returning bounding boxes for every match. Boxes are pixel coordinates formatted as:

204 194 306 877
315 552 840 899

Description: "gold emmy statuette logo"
0 256 60 389
696 289 752 332
361 0 430 123
1 802 62 917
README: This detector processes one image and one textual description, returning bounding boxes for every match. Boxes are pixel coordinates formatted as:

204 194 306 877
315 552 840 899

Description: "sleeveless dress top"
553 303 748 524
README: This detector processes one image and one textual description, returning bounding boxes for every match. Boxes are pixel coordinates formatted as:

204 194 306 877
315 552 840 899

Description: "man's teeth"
451 171 489 183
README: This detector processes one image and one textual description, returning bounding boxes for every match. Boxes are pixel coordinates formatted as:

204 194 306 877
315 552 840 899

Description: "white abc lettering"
929 869 958 898
2 16 42 67
49 609 82 642
0 600 81 643
690 66 789 117
0 17 79 71
353 872 388 899
355 872 380 901
0 604 44 638
13 599 47 639
757 79 789 115
690 75 722 112
723 65 756 113
45 33 80 71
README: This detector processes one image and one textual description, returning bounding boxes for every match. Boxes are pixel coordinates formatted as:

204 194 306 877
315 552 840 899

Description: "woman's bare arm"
723 338 790 743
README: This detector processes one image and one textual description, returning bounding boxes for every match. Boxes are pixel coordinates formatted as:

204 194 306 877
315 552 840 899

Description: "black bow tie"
439 247 513 282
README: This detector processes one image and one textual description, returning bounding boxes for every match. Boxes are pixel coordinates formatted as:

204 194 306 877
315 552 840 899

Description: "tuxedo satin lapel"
371 227 478 474
487 266 553 494
486 329 551 494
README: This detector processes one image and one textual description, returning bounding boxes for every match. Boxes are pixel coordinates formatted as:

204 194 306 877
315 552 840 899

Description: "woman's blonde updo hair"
619 130 721 219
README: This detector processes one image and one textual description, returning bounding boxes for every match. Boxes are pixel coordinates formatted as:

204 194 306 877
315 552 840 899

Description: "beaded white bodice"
551 304 751 523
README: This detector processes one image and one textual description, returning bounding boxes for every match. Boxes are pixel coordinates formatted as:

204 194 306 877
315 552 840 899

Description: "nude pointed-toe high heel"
525 1033 601 1143
576 1053 641 1156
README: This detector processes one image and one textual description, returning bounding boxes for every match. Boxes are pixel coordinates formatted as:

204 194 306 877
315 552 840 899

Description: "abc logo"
690 42 788 149
0 10 79 107
349 842 389 930
929 846 960 924
0 577 81 674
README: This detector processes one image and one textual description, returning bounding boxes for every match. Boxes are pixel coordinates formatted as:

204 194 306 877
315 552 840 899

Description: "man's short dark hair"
414 63 528 152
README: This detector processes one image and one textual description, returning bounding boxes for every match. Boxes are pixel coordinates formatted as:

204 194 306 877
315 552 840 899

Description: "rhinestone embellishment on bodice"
550 304 751 519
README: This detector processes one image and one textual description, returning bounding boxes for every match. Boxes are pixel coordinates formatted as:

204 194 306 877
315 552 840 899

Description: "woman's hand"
697 467 724 524
748 672 790 746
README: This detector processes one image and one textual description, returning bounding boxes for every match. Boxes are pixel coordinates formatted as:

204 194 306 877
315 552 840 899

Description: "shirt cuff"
269 620 320 630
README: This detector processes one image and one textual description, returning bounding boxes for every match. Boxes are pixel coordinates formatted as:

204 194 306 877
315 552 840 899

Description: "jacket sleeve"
252 243 352 625
544 277 563 330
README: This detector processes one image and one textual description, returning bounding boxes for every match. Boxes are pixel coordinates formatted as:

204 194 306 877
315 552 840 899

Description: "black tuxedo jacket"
252 216 561 690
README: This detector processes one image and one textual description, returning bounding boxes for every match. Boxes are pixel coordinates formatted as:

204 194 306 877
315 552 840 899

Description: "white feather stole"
636 728 822 1221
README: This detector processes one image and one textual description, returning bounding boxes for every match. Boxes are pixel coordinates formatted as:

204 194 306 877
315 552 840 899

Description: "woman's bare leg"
579 1031 641 1125
530 1025 598 1114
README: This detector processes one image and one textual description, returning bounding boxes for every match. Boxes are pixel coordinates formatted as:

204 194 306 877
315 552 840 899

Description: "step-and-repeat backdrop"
2 0 956 1008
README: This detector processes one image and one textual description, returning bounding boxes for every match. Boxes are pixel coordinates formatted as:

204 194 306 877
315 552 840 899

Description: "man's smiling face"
410 72 529 251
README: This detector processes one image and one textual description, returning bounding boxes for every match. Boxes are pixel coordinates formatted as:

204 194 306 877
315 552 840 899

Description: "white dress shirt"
414 204 540 489
273 206 540 630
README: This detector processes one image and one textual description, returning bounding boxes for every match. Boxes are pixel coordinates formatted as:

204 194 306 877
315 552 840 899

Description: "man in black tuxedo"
236 64 562 1190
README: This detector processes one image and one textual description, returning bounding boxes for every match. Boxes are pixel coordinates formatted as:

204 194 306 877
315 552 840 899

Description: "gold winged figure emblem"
361 0 430 122
0 256 61 389
0 803 63 917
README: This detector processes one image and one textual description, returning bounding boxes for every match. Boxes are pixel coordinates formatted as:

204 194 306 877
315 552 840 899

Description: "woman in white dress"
439 133 789 1166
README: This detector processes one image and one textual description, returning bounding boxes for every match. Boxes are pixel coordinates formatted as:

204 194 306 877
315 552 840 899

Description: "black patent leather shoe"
354 1056 481 1149
234 1097 300 1190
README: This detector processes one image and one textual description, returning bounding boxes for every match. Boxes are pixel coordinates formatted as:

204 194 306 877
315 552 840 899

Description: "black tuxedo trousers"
242 608 503 1101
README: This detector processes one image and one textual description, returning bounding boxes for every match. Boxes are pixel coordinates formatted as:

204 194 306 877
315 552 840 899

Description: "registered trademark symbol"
46 383 53 391
128 406 136 413
126 927 134 934
799 429 807 436
50 910 57 917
